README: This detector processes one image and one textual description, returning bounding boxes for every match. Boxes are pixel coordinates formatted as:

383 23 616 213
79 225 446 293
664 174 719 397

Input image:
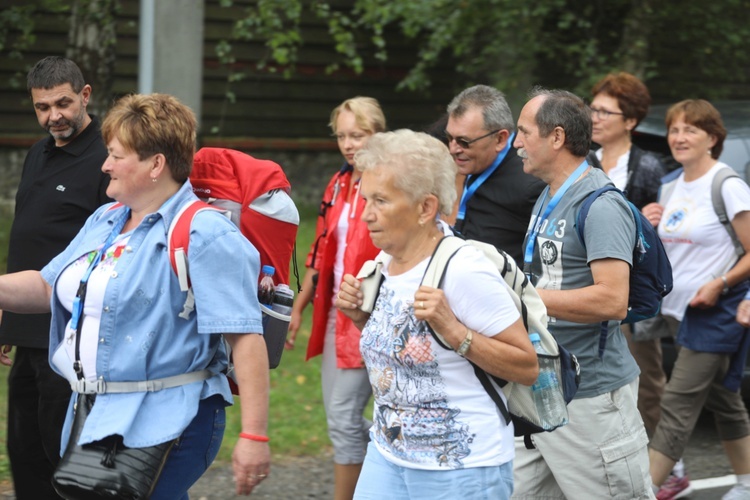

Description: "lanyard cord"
71 207 130 381
456 133 515 221
523 160 589 273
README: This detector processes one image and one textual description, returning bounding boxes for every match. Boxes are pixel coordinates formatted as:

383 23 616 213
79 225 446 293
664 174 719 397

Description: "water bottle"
272 284 294 316
529 332 568 430
258 265 276 306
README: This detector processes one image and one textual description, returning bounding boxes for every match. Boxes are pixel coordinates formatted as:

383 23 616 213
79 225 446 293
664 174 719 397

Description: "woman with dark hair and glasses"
589 71 679 496
590 72 668 210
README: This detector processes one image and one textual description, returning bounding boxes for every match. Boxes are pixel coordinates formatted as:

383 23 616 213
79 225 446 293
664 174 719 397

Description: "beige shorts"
512 380 655 500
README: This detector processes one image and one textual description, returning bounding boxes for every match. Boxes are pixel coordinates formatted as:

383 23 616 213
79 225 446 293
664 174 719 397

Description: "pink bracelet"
239 432 270 442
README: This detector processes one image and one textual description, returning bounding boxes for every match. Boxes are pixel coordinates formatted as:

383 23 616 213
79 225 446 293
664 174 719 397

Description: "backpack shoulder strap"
167 200 216 292
712 167 745 258
574 185 641 357
421 236 467 289
419 235 515 426
657 168 683 205
575 186 619 247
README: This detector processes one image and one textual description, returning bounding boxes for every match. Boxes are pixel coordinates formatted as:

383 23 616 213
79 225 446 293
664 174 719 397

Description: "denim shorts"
354 441 514 500
150 394 227 500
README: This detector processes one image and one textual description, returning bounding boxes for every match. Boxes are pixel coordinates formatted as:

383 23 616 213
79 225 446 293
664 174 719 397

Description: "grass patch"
0 206 12 483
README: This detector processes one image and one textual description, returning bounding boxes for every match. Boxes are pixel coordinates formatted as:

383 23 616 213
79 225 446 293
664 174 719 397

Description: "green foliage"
217 0 750 100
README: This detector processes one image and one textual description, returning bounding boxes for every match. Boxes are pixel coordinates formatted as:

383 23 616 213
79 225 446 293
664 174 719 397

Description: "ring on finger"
420 301 425 309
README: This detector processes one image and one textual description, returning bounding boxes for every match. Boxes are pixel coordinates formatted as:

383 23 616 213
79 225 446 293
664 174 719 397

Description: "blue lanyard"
457 132 515 221
69 207 130 333
523 160 589 268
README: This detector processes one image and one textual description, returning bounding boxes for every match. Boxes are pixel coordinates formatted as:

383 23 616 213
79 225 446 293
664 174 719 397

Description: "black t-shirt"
454 147 546 264
0 115 111 348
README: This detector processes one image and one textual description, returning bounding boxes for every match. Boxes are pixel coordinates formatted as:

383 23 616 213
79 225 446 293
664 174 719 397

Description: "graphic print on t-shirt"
661 196 695 243
536 236 563 292
361 286 473 468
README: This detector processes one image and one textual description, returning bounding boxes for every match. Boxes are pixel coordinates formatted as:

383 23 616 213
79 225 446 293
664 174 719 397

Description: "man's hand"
0 345 13 367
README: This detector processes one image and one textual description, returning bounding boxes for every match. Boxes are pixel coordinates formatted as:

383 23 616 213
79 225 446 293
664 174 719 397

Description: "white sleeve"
440 246 521 338
721 177 750 221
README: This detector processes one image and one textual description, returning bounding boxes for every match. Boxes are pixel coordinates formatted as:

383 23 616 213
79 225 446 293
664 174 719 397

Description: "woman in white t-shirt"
334 129 538 499
642 100 750 499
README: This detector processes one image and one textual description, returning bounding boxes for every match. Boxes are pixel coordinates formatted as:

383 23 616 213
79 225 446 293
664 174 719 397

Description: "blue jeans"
354 441 514 500
150 395 227 500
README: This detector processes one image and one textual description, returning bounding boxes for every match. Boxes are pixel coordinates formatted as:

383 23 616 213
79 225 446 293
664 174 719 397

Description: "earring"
151 177 157 183
418 219 425 227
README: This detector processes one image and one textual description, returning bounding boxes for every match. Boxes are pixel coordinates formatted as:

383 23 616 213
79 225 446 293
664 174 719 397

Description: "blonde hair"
102 93 197 182
329 96 386 135
355 129 457 216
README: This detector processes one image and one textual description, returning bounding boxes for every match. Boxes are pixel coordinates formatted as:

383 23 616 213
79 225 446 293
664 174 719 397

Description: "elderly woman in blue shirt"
0 93 270 498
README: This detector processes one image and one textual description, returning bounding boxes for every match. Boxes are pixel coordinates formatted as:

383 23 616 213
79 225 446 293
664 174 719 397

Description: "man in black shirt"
0 56 110 499
445 85 545 264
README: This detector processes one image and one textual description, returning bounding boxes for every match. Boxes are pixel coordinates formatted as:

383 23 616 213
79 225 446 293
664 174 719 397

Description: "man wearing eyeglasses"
445 85 545 264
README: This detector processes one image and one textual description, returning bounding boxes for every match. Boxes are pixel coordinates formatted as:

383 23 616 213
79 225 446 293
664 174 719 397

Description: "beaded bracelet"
239 432 270 442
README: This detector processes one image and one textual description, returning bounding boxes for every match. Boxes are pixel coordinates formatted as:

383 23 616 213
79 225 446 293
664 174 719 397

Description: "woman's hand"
689 278 724 309
737 299 750 327
224 333 271 495
286 310 302 350
285 267 317 350
641 202 664 227
413 285 461 344
335 274 370 329
232 438 271 495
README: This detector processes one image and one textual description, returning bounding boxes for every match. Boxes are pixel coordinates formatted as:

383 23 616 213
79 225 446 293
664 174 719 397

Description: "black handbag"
52 393 176 500
51 214 175 499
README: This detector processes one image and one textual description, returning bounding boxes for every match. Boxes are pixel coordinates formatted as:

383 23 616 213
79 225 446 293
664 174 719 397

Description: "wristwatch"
456 328 473 357
721 275 730 295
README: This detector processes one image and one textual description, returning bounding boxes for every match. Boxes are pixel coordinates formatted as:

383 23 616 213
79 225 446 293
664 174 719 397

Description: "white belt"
71 369 213 394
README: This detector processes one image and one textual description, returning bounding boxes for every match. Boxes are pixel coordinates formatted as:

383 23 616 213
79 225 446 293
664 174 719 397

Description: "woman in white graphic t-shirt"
642 99 750 498
334 129 538 499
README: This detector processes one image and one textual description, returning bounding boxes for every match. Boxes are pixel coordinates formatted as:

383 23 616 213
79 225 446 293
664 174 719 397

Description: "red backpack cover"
171 147 299 286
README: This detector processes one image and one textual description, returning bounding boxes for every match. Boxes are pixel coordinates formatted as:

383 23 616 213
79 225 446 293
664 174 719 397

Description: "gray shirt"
524 168 640 398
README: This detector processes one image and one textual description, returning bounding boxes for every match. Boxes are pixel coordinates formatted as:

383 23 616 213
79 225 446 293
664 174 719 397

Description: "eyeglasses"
444 129 500 149
589 106 625 120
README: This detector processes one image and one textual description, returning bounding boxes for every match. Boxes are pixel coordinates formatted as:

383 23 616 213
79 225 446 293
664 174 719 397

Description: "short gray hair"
354 129 457 216
447 85 514 132
528 87 591 157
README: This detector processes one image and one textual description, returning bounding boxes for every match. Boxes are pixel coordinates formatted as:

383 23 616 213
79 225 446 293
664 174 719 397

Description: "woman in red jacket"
288 97 385 500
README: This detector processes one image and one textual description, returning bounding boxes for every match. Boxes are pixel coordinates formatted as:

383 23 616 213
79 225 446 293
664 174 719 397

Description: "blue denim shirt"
41 181 263 448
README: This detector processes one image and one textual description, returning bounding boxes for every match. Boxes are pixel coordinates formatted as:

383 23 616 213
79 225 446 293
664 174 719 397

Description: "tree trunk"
66 0 118 116
618 0 653 79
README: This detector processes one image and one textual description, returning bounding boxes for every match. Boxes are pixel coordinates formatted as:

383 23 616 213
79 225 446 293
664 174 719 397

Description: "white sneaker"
722 483 750 500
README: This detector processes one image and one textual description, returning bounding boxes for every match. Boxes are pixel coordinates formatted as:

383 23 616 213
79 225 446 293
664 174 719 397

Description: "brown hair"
591 72 651 126
102 93 197 182
665 99 726 159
